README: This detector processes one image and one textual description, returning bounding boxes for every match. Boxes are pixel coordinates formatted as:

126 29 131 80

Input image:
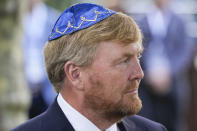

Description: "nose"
138 64 144 79
129 60 144 80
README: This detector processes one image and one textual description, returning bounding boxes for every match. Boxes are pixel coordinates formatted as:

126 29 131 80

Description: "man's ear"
64 61 84 90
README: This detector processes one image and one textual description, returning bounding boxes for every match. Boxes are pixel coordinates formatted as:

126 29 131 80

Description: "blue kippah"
48 3 116 41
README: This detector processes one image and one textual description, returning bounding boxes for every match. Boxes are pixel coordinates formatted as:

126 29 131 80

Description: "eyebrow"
111 53 132 65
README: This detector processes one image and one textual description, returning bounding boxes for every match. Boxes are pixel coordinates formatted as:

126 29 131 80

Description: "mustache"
124 80 140 93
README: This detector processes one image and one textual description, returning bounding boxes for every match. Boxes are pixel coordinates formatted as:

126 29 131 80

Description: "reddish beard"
84 77 142 121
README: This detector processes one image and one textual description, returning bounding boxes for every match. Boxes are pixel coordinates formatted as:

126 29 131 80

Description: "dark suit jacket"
11 99 167 131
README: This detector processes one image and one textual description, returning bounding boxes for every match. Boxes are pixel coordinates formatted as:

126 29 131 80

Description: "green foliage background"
45 0 78 11
44 0 101 11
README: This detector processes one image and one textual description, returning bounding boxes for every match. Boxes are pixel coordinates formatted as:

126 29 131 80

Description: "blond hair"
44 12 142 92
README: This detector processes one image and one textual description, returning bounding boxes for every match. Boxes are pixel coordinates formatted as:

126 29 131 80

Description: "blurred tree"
0 0 30 130
45 0 78 11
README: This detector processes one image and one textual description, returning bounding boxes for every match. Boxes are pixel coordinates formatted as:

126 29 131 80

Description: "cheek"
87 66 130 98
115 63 131 78
111 71 130 89
104 73 128 99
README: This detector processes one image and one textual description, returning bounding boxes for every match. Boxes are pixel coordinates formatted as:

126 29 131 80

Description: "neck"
79 106 120 130
60 82 122 130
61 90 120 130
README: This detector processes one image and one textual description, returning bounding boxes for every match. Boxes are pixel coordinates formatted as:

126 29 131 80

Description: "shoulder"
123 115 167 131
11 98 74 131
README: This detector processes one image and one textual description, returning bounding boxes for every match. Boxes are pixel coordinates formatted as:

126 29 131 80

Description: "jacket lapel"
45 98 75 131
117 121 127 131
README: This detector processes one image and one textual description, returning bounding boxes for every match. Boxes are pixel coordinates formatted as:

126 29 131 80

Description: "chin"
106 96 142 120
122 96 142 116
130 97 142 115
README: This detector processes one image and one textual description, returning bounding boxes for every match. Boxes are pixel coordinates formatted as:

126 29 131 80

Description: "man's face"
82 41 144 119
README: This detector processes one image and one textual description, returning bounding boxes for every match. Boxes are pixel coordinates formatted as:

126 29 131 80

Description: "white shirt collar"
57 93 118 131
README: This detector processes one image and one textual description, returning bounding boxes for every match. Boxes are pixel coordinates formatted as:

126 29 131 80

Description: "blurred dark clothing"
28 88 47 118
137 8 193 131
139 79 177 131
187 53 197 131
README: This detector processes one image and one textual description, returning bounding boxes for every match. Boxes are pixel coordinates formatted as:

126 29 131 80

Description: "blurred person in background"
22 0 59 118
103 0 125 12
137 0 193 131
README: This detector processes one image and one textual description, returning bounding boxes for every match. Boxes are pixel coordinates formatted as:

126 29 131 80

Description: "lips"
124 81 139 94
126 89 138 94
